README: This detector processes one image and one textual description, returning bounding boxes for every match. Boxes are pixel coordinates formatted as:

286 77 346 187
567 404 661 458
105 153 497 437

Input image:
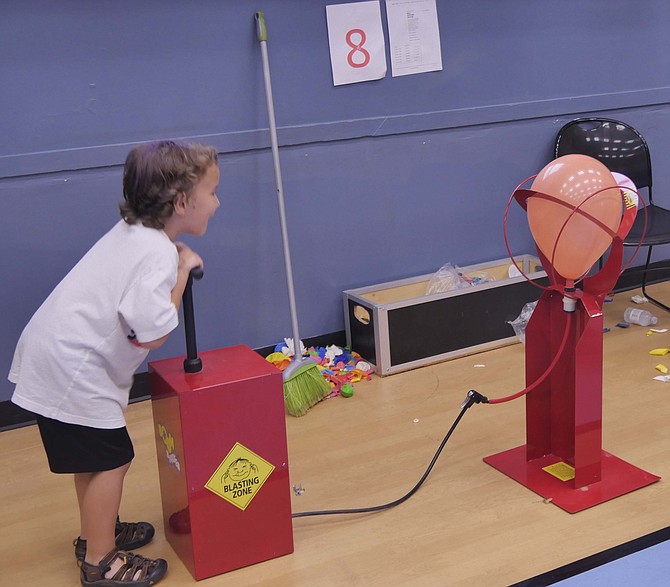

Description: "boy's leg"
75 462 169 584
75 462 131 568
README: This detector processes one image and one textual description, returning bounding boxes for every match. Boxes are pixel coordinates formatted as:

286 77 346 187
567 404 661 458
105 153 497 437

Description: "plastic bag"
508 300 538 344
426 263 471 295
426 263 496 295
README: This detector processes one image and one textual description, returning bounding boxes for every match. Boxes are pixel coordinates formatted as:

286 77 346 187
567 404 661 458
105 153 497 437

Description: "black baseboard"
0 330 347 432
4 258 670 434
4 258 670 433
0 401 36 432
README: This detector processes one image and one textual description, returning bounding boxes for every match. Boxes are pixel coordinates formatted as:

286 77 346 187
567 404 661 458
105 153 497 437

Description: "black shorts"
36 415 135 474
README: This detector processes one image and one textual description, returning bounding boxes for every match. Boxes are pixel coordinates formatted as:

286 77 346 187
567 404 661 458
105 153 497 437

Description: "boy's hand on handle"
176 242 203 275
171 242 203 313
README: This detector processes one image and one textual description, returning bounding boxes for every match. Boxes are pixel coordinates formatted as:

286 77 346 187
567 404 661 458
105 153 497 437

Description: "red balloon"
527 154 622 280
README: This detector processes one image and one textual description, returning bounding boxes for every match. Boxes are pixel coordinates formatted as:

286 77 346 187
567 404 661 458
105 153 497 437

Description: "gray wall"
3 0 670 402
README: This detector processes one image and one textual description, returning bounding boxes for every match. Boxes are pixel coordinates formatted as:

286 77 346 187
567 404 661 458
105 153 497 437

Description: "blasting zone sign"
204 443 275 511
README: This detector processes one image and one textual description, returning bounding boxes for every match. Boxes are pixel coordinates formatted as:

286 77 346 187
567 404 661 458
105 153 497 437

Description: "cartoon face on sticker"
224 458 258 483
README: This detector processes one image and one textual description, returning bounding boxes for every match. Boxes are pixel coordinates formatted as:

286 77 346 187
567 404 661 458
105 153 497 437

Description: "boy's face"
182 163 221 236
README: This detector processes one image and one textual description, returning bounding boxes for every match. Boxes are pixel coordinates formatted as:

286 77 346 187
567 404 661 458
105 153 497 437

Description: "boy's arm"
136 243 203 350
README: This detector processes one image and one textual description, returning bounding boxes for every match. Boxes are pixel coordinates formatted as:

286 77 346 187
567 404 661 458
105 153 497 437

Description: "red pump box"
149 344 294 580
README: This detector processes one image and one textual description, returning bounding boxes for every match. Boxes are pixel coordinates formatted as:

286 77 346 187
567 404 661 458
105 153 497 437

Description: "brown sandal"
75 518 155 562
80 549 167 586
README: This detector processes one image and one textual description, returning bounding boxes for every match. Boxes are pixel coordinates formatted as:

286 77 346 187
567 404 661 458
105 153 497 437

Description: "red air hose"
487 310 573 404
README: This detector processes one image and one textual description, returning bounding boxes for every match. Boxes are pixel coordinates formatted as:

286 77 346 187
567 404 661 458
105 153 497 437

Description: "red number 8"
346 28 371 68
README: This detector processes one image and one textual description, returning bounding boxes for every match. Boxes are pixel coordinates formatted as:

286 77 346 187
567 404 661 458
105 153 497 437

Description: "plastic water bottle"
623 307 659 326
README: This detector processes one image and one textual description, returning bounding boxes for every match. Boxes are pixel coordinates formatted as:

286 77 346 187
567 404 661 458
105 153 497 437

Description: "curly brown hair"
120 140 218 229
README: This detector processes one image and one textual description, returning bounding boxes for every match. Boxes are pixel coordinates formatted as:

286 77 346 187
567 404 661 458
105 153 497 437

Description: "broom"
255 11 331 416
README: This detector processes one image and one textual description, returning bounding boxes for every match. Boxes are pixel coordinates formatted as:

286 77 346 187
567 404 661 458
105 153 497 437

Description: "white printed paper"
386 0 443 77
326 1 387 86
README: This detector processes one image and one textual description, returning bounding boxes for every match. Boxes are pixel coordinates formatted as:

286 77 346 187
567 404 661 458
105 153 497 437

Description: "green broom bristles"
283 361 331 417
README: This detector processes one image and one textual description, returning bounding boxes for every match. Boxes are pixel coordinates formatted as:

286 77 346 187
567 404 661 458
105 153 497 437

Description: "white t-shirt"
9 221 179 429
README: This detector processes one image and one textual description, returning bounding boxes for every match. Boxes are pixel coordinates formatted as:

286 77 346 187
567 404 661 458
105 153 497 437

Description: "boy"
9 140 220 586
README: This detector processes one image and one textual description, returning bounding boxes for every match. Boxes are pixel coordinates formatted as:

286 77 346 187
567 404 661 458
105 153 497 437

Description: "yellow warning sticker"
204 442 275 511
542 461 575 482
623 189 638 210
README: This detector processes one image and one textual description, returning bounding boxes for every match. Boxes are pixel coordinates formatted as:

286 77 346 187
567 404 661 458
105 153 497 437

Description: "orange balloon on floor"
527 154 622 280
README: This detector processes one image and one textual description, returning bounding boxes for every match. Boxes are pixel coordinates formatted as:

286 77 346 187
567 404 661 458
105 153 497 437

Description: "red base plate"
484 446 660 513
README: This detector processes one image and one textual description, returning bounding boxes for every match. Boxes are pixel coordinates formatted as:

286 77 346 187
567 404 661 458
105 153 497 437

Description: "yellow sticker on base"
542 461 575 482
204 442 275 511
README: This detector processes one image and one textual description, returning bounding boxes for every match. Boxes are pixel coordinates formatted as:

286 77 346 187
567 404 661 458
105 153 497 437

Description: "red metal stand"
149 345 294 579
485 188 660 513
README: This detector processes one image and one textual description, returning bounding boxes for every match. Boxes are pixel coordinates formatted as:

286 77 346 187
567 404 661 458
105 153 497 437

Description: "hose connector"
460 389 489 410
563 295 577 313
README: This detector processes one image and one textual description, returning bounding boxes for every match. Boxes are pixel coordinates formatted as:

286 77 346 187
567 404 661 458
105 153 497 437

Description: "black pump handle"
182 267 203 373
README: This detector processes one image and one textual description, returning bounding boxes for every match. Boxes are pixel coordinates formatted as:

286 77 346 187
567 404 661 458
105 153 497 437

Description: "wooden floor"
3 285 670 586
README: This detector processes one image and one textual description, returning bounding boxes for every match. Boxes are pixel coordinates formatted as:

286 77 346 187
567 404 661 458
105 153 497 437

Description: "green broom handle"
255 11 303 357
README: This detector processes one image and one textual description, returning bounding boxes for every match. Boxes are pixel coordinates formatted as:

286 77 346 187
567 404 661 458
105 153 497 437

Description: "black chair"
555 117 670 311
